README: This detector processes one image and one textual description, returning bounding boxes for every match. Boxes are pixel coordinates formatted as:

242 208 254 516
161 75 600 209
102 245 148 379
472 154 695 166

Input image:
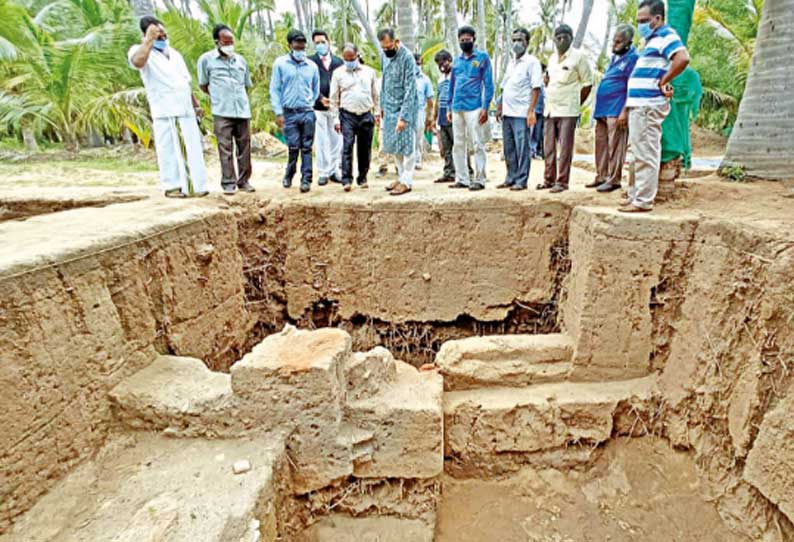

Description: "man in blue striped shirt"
620 0 689 212
270 29 320 193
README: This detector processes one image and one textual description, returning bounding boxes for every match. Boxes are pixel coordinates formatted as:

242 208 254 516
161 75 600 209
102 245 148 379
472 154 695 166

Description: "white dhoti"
152 115 207 194
314 110 342 178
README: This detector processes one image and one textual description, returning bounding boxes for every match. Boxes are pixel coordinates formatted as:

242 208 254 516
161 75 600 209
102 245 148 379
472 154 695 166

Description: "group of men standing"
129 0 689 211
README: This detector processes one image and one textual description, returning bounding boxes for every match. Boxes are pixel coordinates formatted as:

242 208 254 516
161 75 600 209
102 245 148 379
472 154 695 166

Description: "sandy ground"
436 437 749 542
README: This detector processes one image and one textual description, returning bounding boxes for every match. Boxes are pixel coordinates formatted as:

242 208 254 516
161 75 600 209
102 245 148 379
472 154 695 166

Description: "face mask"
316 43 329 56
638 22 654 40
219 44 234 56
345 60 358 71
292 50 306 62
615 44 630 55
512 42 526 55
383 47 398 58
153 39 168 51
460 41 474 54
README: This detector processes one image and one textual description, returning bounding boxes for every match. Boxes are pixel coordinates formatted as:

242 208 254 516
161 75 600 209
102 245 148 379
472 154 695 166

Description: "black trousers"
339 109 374 185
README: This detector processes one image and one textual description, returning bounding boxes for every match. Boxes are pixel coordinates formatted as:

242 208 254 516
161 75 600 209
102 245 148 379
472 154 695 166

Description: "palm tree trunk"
498 0 513 85
350 0 381 54
294 0 305 30
476 0 486 50
723 0 794 179
443 0 458 52
129 0 154 17
573 0 594 49
396 0 415 51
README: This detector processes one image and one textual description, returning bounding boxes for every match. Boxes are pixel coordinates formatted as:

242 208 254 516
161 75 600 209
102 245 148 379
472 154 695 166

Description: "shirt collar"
458 49 480 60
649 24 670 40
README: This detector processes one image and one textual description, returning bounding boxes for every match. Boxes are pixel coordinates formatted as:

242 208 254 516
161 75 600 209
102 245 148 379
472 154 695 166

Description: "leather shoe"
585 179 602 188
469 183 485 191
449 182 469 189
300 183 311 193
390 183 411 196
385 181 399 191
283 178 292 188
318 176 328 186
496 182 513 189
596 182 621 193
510 185 527 191
549 184 567 193
238 182 256 193
434 177 455 183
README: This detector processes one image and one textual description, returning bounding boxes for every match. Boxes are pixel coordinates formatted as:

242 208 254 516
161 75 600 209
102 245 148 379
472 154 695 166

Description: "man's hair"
377 28 395 41
434 49 452 63
615 23 635 41
458 25 476 39
286 29 307 43
639 0 665 18
554 24 573 37
139 16 163 34
512 27 531 42
342 42 358 53
312 30 329 41
212 23 233 41
413 52 422 62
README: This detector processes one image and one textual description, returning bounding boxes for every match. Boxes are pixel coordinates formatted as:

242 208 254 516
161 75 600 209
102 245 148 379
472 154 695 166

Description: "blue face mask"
638 22 654 40
292 50 306 62
153 39 168 51
345 60 359 71
316 43 329 56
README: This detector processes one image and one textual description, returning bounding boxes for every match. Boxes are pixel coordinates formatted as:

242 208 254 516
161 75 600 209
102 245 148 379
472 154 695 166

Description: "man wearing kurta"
198 24 254 195
542 24 593 193
378 28 419 196
129 16 208 198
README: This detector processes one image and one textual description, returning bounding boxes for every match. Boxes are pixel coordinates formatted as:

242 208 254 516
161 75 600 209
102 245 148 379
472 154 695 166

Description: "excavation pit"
1 184 793 541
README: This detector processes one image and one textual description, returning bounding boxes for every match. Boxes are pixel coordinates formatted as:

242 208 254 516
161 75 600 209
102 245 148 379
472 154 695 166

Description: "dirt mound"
691 124 727 156
252 131 288 158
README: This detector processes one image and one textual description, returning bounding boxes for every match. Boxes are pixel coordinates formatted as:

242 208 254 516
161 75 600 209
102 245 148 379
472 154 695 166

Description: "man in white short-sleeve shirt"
497 27 543 191
128 16 207 198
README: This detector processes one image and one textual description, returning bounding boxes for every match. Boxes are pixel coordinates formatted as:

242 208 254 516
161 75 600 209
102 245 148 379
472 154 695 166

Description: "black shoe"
329 174 342 184
496 182 513 189
596 182 621 193
510 185 527 191
318 176 328 186
550 184 568 193
469 183 485 191
223 185 236 195
238 182 256 193
449 182 469 189
283 178 292 188
300 183 311 193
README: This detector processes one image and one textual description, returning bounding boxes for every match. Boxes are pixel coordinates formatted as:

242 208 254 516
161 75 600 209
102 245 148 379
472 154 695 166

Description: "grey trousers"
543 116 577 188
627 102 671 209
213 116 251 188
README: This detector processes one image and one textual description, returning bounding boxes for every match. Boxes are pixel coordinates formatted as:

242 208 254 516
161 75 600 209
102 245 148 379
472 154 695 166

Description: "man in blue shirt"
198 24 254 195
269 29 320 193
414 53 434 170
530 65 546 160
588 24 639 193
448 25 495 191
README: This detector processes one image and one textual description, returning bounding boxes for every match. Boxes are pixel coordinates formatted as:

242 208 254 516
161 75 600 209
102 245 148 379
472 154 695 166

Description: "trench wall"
561 207 794 540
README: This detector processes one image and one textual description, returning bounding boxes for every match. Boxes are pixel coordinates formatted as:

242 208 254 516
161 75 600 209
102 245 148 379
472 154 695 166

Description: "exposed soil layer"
436 437 748 542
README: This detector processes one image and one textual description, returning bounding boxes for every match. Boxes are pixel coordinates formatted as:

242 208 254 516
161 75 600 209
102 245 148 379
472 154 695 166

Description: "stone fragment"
345 361 443 479
436 333 573 390
230 325 353 493
233 459 252 474
744 386 794 523
344 347 397 401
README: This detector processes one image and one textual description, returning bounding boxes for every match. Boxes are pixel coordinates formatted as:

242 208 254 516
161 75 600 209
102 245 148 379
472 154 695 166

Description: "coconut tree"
129 0 153 17
395 0 414 50
442 0 456 51
573 0 594 48
722 0 793 179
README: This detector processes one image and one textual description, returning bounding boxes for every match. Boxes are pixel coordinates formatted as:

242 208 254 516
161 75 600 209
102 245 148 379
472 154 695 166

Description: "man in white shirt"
496 28 543 191
330 43 380 191
128 16 208 198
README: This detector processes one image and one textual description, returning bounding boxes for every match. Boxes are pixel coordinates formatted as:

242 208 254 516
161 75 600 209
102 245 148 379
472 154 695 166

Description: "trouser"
415 110 426 167
594 117 628 187
314 110 342 178
152 114 207 194
394 151 416 187
452 110 487 186
213 116 252 189
628 102 671 209
340 109 375 185
543 116 577 187
283 109 316 184
530 114 544 158
502 116 532 188
439 124 473 179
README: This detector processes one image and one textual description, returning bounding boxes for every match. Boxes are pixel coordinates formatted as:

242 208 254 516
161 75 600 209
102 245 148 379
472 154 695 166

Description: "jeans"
213 116 252 189
530 114 544 158
452 110 487 186
502 116 532 188
283 109 316 184
340 109 374 185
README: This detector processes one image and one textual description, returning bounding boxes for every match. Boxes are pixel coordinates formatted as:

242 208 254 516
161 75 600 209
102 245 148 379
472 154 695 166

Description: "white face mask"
219 44 235 56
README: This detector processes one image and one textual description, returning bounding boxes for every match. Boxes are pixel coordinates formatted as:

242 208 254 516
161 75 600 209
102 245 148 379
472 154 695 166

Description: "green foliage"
719 164 747 182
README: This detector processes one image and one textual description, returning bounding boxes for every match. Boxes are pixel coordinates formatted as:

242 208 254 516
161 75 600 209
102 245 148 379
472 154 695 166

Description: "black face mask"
615 44 631 55
460 41 474 54
383 47 398 58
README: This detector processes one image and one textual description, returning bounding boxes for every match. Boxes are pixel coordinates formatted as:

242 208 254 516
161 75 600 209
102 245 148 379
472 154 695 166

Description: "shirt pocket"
557 64 578 84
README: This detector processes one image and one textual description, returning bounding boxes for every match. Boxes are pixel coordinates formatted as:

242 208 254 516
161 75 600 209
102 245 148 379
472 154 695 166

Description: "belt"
283 107 313 114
